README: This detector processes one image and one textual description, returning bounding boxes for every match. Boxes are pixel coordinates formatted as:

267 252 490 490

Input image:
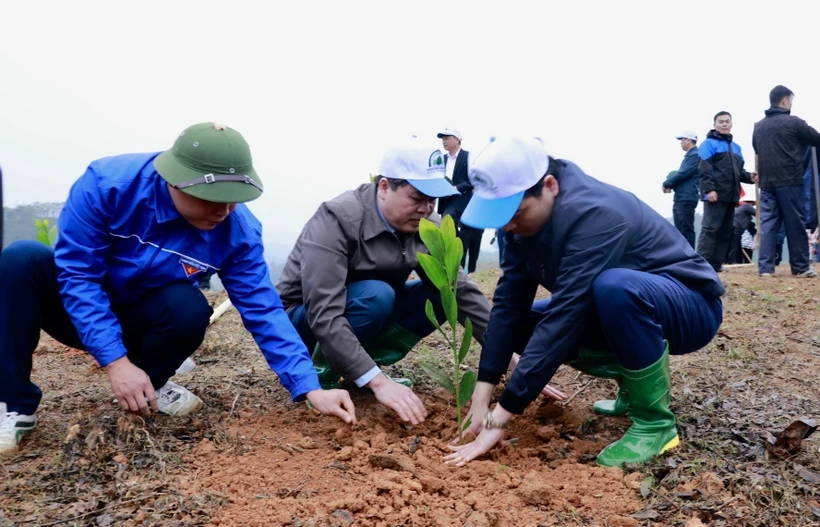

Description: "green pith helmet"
154 122 263 203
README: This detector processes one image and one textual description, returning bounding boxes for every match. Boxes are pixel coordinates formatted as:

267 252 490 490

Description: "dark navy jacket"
478 159 725 414
698 130 754 203
663 147 699 202
753 107 820 189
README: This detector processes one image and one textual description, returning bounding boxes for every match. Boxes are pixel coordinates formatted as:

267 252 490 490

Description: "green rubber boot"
596 343 680 467
364 323 422 388
567 348 629 416
311 344 341 390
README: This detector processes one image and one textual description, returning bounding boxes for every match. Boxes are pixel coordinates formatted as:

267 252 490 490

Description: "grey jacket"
276 183 491 380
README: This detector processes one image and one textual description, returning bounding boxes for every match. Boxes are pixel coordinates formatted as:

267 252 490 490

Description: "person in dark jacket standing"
663 131 700 248
727 196 757 264
443 137 724 469
436 128 484 273
697 111 756 272
752 85 820 277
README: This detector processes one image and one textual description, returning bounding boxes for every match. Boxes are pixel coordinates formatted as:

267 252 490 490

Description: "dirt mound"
187 398 643 526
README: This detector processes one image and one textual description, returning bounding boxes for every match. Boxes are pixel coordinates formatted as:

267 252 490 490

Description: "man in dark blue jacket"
0 123 356 455
753 85 820 277
663 131 700 248
443 137 724 468
697 111 756 272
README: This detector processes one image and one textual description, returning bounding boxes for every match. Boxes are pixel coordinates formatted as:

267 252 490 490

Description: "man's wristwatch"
482 410 507 430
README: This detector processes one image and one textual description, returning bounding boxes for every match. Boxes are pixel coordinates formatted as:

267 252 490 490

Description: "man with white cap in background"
277 137 491 425
663 131 700 248
443 137 724 468
436 127 484 273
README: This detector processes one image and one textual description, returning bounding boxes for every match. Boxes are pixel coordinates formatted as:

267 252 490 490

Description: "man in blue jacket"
663 131 700 248
0 122 356 455
697 111 756 272
443 137 724 468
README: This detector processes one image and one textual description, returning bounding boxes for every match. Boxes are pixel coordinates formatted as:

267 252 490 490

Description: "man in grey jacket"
277 138 491 425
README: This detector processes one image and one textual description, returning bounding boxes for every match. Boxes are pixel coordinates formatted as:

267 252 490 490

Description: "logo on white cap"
469 137 548 199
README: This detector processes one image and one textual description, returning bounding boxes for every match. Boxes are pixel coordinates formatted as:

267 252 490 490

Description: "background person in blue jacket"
443 137 724 468
696 111 757 272
662 131 700 248
0 122 355 455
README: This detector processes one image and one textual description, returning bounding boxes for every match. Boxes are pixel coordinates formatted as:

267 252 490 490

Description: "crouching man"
445 137 724 468
276 138 492 425
0 123 355 455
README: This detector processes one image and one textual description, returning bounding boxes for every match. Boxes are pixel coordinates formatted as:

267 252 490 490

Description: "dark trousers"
459 225 484 273
759 185 810 275
672 200 697 249
287 280 444 351
496 230 506 266
727 225 749 264
697 201 735 271
0 241 213 415
526 269 723 370
442 205 484 273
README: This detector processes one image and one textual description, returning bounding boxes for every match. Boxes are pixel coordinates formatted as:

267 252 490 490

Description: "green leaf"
419 361 454 394
458 318 474 363
461 413 473 432
48 225 58 246
440 214 458 249
424 299 442 333
457 371 477 407
440 286 458 329
444 236 464 283
418 218 445 262
417 253 448 290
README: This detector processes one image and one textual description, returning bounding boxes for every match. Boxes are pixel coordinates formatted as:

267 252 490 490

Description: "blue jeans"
528 269 723 370
0 241 213 415
287 280 443 352
759 185 810 274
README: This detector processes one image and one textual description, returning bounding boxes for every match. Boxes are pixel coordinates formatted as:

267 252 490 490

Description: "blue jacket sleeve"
476 237 539 385
497 208 630 414
698 141 717 196
219 230 321 402
55 167 129 367
664 151 698 189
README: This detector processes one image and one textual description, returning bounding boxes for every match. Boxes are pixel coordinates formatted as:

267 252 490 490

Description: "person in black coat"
436 128 484 273
727 196 756 264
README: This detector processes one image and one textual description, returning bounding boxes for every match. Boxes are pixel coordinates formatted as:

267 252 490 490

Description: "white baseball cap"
436 127 462 141
675 131 698 141
378 137 459 198
461 136 548 229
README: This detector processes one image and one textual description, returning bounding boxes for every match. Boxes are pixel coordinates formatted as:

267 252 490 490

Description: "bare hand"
458 402 488 439
508 354 567 401
662 185 671 194
707 191 718 203
444 427 505 467
105 356 157 416
751 172 759 183
369 373 427 425
305 389 357 424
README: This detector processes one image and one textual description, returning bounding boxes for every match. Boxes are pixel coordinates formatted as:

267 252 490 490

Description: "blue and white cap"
461 136 549 229
378 137 459 198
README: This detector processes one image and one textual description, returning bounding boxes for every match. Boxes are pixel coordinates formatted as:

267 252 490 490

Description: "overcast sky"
2 1 818 252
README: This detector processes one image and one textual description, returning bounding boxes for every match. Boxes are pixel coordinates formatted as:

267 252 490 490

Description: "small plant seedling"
416 215 476 444
35 218 58 247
